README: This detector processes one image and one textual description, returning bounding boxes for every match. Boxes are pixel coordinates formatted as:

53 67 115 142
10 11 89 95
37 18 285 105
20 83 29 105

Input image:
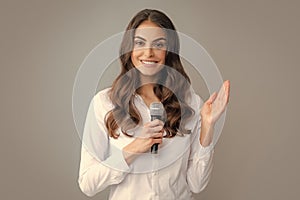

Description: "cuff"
195 142 214 160
102 145 132 173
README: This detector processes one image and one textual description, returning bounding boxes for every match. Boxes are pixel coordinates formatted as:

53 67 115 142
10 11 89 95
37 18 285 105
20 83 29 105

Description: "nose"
143 46 154 57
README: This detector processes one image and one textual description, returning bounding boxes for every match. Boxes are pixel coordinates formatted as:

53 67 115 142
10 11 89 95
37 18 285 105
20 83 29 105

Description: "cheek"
131 51 143 68
131 50 141 61
157 51 166 63
131 51 137 58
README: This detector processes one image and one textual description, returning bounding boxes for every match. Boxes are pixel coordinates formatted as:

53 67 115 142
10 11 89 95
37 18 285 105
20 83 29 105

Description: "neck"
136 73 161 106
136 84 160 107
136 83 155 96
139 73 159 86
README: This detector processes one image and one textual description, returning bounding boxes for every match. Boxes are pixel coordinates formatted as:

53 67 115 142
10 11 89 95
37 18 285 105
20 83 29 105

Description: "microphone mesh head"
150 102 164 116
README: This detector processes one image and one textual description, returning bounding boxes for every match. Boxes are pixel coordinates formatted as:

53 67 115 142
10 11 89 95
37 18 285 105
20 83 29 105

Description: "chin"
138 66 164 77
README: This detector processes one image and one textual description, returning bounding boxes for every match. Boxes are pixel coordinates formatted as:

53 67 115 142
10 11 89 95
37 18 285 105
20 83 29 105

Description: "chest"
109 131 191 173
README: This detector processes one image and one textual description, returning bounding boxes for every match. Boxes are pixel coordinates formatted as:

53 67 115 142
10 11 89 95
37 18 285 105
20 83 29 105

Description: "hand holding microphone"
123 117 164 164
122 102 164 164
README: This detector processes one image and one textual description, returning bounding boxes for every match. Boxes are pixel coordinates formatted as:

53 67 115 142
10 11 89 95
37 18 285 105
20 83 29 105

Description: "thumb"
207 92 217 104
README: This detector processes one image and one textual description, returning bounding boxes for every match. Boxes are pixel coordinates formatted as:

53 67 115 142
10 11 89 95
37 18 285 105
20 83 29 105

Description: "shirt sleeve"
78 90 131 197
186 92 214 194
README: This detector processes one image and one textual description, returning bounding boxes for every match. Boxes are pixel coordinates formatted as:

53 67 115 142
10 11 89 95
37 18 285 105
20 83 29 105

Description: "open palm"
200 80 230 124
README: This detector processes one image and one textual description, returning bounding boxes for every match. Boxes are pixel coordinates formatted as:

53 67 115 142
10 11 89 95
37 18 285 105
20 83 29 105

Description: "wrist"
200 119 215 147
201 115 215 127
122 147 137 165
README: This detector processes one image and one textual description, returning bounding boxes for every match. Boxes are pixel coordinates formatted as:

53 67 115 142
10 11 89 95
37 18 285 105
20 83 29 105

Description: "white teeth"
141 60 156 64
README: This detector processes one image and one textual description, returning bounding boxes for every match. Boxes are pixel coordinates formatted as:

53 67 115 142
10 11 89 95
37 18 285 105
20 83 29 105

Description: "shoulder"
94 87 111 100
92 87 114 112
186 87 204 112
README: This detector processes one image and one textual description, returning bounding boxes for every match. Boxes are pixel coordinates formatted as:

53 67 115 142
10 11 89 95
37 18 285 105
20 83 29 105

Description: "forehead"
134 21 166 39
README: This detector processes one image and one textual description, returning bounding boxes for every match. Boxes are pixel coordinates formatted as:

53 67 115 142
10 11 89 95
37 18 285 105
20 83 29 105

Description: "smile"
140 60 158 65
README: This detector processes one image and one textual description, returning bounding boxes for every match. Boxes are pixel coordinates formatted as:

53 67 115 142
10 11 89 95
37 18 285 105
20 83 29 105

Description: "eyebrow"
134 36 167 42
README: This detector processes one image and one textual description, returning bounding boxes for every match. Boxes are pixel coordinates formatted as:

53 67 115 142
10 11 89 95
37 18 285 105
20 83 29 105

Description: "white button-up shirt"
78 88 214 200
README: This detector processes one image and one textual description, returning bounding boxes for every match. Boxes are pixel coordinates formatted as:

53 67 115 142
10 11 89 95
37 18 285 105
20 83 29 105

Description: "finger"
150 131 163 138
224 80 230 93
216 81 231 109
225 80 230 103
219 80 230 105
151 138 163 145
207 92 217 104
218 82 227 97
149 125 164 133
216 81 229 103
146 119 164 127
224 80 230 88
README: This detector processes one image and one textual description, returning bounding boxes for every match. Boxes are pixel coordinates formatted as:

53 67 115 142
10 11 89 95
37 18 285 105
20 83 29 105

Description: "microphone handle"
150 115 161 154
151 143 159 154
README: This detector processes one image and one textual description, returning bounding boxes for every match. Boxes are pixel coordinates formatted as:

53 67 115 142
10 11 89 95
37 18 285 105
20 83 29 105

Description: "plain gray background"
1 0 299 199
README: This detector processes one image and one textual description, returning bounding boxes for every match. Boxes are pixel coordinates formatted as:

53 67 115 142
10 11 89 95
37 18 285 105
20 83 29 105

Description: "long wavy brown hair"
105 9 195 138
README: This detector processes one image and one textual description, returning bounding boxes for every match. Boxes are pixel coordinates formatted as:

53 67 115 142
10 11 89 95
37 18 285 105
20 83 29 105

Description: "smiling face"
131 20 167 77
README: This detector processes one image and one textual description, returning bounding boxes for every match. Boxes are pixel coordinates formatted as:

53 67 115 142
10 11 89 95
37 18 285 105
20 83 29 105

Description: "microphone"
150 102 164 154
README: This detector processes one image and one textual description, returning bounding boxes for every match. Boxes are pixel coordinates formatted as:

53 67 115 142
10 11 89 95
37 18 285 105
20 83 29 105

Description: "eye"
134 40 145 47
153 42 167 49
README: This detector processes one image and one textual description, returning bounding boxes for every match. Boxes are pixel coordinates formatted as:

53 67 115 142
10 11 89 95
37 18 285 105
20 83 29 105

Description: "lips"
140 60 158 65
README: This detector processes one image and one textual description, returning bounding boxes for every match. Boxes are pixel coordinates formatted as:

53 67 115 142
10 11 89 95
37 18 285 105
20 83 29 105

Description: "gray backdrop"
1 0 299 199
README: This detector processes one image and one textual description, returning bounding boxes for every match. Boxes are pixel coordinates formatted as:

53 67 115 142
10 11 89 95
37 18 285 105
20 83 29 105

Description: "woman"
78 9 230 199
